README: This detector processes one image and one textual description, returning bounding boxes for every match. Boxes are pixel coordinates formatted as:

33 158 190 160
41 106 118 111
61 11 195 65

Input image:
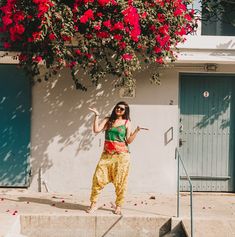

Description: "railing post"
176 148 180 218
190 184 193 237
176 148 194 237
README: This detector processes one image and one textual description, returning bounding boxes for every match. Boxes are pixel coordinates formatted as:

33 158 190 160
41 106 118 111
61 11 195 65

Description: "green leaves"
0 0 197 91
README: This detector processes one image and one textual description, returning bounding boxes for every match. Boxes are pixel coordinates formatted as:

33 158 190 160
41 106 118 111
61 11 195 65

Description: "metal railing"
175 148 194 237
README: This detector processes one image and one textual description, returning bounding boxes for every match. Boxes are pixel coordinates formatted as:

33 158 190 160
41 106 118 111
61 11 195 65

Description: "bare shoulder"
126 120 131 128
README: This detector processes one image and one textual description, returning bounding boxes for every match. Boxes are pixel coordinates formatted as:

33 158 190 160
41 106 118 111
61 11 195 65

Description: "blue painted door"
179 74 235 192
0 65 31 187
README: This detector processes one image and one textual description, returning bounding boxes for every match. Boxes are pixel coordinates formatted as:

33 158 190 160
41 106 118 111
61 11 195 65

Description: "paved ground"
0 189 235 236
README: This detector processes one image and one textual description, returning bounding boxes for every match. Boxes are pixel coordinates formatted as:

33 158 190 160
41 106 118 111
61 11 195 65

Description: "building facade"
0 1 235 194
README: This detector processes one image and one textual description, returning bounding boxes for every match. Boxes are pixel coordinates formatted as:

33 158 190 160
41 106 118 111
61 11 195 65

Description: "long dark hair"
105 101 130 130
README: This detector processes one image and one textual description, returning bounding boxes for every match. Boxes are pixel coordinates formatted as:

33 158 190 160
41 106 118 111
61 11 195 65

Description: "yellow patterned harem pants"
90 152 130 207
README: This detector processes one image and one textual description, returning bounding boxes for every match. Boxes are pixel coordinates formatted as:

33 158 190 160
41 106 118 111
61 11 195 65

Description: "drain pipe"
38 168 42 192
38 168 50 192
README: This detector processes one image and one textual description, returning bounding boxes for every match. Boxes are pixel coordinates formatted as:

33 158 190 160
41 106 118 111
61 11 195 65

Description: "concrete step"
6 214 235 237
162 221 188 237
19 214 173 237
182 218 235 237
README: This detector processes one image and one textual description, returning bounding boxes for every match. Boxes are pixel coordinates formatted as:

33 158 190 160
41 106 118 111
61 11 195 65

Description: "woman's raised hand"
88 107 100 116
135 126 149 133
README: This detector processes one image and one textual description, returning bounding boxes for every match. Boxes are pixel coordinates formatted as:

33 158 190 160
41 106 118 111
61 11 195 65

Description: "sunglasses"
116 106 125 112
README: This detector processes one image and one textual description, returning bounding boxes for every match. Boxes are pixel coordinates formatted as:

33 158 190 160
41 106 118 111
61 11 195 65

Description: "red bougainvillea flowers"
0 0 197 90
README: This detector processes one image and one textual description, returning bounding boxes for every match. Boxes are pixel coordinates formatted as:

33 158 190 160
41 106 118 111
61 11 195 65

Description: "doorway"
0 65 31 187
179 73 235 192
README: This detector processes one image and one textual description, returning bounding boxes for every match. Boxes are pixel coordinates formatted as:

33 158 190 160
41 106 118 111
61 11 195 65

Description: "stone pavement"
0 189 235 237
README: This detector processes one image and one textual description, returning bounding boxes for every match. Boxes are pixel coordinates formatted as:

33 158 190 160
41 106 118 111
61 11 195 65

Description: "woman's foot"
114 206 122 215
86 203 97 214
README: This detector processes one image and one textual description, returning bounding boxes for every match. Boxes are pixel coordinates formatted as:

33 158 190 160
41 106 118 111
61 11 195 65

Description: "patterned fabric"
90 152 130 206
104 123 129 154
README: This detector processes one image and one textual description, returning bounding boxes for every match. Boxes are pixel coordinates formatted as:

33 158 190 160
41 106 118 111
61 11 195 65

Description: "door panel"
179 74 235 192
0 65 31 187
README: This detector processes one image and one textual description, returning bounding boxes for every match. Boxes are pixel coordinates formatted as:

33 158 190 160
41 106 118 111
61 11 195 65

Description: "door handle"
179 138 186 147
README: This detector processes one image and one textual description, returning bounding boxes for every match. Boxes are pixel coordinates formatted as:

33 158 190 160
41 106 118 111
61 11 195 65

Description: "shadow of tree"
180 73 234 131
5 196 88 211
209 40 235 57
179 73 235 191
194 94 231 129
0 64 177 193
29 69 118 190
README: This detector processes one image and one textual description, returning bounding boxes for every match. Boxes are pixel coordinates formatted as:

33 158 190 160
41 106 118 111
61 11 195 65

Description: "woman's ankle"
86 202 97 213
114 205 122 215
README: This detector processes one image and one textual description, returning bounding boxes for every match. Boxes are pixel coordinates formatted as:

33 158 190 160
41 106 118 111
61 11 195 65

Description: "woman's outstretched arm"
89 108 108 133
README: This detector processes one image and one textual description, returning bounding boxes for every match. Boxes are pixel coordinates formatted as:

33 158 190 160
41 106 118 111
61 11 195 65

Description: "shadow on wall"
29 69 119 187
29 66 181 190
209 40 235 58
0 63 178 189
180 74 235 131
215 40 235 50
194 93 231 130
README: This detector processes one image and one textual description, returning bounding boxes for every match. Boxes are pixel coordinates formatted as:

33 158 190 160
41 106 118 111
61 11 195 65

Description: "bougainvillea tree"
0 0 197 90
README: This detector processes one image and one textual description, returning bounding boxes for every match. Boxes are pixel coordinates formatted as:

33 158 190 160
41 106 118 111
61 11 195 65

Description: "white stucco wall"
28 63 235 194
178 25 235 64
28 68 179 194
1 28 235 195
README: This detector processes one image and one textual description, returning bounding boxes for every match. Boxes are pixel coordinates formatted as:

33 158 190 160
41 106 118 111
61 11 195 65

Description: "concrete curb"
19 214 172 237
4 216 26 237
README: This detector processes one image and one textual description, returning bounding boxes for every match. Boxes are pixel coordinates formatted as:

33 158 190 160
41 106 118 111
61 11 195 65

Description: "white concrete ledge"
20 215 172 237
179 35 235 50
178 49 235 64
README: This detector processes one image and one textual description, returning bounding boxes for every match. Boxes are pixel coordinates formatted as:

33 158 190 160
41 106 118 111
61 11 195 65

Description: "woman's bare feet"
114 206 122 215
86 202 97 214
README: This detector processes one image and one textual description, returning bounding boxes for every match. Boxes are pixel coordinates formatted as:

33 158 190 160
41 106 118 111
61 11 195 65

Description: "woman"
87 101 140 215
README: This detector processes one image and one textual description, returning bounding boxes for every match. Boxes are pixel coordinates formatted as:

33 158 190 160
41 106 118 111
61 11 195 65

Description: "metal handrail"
175 148 194 237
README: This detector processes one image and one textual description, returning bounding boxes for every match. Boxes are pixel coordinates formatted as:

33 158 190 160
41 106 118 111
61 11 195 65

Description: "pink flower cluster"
33 0 54 18
80 9 94 23
0 0 25 44
0 0 55 48
122 6 140 42
72 0 144 62
0 0 196 82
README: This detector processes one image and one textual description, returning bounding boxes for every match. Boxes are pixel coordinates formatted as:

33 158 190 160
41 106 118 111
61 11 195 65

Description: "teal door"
179 74 235 192
0 65 31 187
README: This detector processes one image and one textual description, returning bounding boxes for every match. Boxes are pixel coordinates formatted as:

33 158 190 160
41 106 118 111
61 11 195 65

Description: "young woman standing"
87 101 140 215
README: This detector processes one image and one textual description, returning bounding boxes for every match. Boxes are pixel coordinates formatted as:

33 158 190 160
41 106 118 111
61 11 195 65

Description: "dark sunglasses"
116 106 125 112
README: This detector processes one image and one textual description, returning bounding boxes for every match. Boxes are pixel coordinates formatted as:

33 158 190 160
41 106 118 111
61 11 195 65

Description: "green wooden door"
0 65 31 187
179 73 235 192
